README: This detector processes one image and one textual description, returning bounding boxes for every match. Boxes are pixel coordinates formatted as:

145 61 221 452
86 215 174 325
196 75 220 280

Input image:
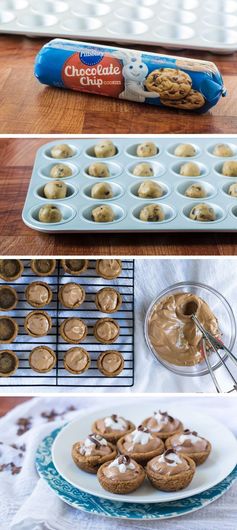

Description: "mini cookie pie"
61 259 89 275
72 433 116 474
50 144 74 159
189 204 216 222
98 455 145 494
39 204 62 223
60 318 87 343
185 184 206 199
0 286 18 311
165 429 211 465
29 346 56 373
222 161 237 177
25 311 52 337
213 144 234 157
228 183 237 197
146 449 196 492
64 347 90 374
180 162 201 177
117 425 164 466
0 317 18 344
136 142 158 157
97 350 124 377
94 318 120 344
95 287 122 313
138 181 164 199
50 163 73 179
31 259 56 276
92 414 135 444
0 259 24 281
59 283 85 308
25 282 52 308
91 205 114 223
142 410 183 440
174 144 197 157
139 204 165 222
0 350 19 377
96 259 122 280
133 163 154 177
88 162 110 178
94 140 116 158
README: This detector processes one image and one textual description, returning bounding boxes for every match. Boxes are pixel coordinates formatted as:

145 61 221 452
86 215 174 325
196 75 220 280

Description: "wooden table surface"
0 137 237 256
0 397 30 417
1 35 237 134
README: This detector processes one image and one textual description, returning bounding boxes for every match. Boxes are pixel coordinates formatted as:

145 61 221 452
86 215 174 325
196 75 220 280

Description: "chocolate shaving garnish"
137 425 149 433
184 429 198 436
111 414 118 423
88 434 103 448
118 455 130 465
159 410 174 423
163 449 177 464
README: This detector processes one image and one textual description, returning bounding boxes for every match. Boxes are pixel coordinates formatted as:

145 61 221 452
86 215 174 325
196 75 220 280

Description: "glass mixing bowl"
144 281 236 377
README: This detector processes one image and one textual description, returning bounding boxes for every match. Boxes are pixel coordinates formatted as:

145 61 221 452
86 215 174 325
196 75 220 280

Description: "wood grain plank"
0 398 31 417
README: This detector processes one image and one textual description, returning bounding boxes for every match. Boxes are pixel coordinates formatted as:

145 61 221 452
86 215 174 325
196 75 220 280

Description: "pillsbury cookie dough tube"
34 39 226 113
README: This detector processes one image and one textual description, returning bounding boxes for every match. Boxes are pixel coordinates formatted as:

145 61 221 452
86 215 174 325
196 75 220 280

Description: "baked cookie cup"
96 259 122 280
31 259 57 276
146 453 196 492
24 311 52 337
60 318 88 344
63 347 91 374
97 350 124 377
97 456 146 494
72 437 117 474
141 411 184 441
95 287 122 314
29 346 56 373
92 415 136 444
0 350 19 377
61 259 89 275
0 259 24 281
165 432 211 465
25 281 53 308
0 285 18 311
94 318 120 344
0 316 18 344
58 282 85 309
117 430 164 466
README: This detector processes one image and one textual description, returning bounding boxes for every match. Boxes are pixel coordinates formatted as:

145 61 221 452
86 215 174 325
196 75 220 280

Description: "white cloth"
0 397 236 530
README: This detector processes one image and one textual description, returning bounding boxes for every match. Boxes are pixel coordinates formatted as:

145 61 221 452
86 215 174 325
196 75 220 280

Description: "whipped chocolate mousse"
72 433 116 474
146 449 196 491
0 286 18 311
0 350 19 377
29 346 56 373
97 350 124 377
0 317 18 344
92 414 135 444
0 259 24 281
96 259 122 280
61 259 89 275
31 259 56 276
142 410 183 440
95 287 122 313
117 425 164 465
94 318 120 344
60 317 87 343
165 429 211 465
148 292 220 366
64 347 90 374
25 282 52 308
25 311 52 337
98 455 146 494
59 283 85 308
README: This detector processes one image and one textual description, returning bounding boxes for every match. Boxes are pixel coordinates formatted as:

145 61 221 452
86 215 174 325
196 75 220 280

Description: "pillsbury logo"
79 51 104 66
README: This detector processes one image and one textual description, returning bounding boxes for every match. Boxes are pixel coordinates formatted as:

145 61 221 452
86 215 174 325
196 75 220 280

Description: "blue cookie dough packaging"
34 39 226 113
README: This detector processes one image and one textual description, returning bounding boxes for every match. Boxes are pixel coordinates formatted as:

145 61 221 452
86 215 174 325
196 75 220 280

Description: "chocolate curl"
88 434 103 448
118 455 130 465
159 410 174 423
137 425 149 433
163 449 176 464
184 429 198 436
111 414 118 423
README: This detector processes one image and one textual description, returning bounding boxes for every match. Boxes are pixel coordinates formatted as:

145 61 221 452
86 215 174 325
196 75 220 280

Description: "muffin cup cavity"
83 161 122 180
35 182 78 201
44 144 79 160
167 143 201 158
171 161 208 178
126 161 166 178
214 161 237 177
176 180 217 200
182 202 226 223
85 143 119 159
81 204 126 224
221 180 237 198
39 162 79 180
125 143 160 159
29 203 76 226
82 182 124 201
132 203 176 224
129 180 170 200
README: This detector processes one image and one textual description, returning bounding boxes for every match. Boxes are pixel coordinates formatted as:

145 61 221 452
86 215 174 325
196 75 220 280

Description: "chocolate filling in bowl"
25 311 52 337
31 259 57 276
29 346 56 373
0 317 18 343
25 282 53 308
0 350 19 377
61 259 89 275
0 259 24 281
0 286 18 311
97 350 124 377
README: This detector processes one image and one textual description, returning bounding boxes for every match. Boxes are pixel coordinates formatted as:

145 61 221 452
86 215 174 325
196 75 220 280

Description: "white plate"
52 401 237 504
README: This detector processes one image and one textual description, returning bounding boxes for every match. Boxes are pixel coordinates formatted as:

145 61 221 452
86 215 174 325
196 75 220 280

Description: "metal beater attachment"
192 314 237 394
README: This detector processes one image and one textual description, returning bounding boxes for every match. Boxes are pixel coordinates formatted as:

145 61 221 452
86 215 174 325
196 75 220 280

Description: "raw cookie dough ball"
138 180 163 198
88 163 110 178
50 164 72 179
180 162 201 177
39 205 62 223
91 183 113 200
139 204 165 222
137 142 158 157
185 184 206 199
44 181 67 200
222 161 237 177
50 144 74 159
189 203 216 222
213 144 234 157
228 183 237 197
94 140 116 158
174 144 196 157
92 205 115 223
133 163 154 177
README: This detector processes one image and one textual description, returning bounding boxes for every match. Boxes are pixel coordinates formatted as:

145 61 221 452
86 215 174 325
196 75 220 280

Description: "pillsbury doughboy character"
113 50 158 103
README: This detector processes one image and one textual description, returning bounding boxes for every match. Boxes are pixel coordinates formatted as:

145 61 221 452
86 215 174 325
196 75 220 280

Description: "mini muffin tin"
0 259 134 388
1 0 237 54
23 138 237 233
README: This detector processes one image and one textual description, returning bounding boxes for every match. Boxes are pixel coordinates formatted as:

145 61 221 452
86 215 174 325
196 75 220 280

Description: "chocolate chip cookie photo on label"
145 68 192 100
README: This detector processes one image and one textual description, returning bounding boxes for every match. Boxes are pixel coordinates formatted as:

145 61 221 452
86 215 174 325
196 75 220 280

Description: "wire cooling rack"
0 259 134 388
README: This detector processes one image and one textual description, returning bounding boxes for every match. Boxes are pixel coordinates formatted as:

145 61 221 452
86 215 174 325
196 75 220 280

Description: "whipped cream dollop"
149 449 190 475
144 410 181 434
157 451 183 467
130 426 152 446
104 415 127 431
79 434 108 456
171 429 208 453
108 455 136 474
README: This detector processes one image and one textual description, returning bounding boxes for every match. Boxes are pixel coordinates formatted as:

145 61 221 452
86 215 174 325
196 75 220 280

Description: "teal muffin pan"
22 137 237 233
